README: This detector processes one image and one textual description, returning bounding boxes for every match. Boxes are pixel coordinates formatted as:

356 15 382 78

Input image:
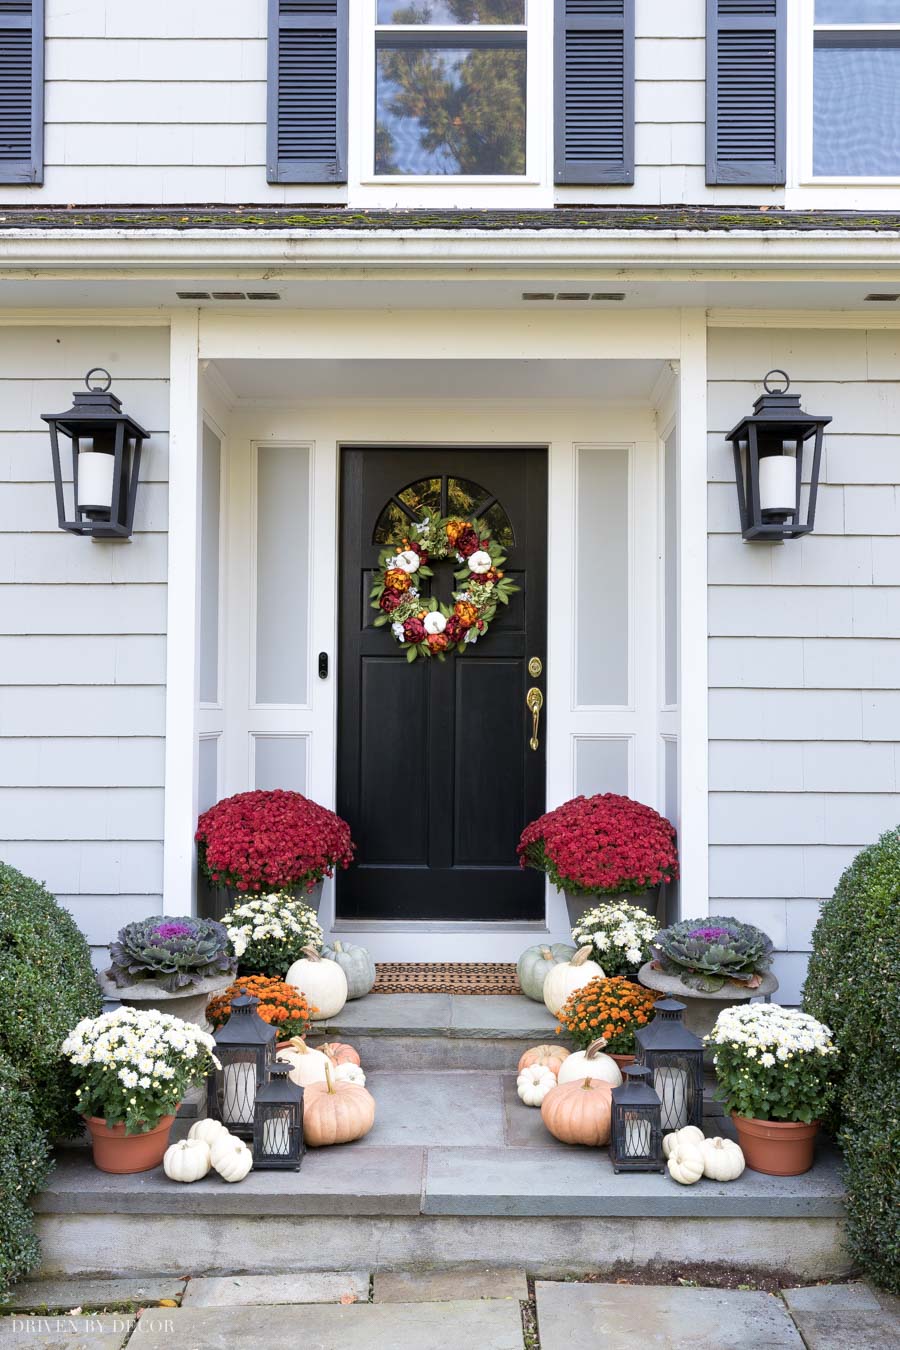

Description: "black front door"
337 447 547 922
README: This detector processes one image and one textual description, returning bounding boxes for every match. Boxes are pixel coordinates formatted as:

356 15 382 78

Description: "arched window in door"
373 474 514 548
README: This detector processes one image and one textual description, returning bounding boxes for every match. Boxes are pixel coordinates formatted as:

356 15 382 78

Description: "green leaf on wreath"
406 646 417 662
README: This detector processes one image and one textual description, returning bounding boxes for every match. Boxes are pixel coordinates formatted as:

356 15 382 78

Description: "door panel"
337 446 547 922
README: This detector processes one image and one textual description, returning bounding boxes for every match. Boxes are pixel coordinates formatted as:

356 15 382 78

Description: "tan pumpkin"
320 1040 361 1068
540 1077 613 1147
275 1036 328 1087
303 1062 376 1147
517 1044 571 1078
543 947 606 1016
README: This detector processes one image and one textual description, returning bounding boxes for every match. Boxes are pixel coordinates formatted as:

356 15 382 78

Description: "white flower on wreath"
423 611 447 635
391 549 420 574
467 550 492 575
391 621 405 639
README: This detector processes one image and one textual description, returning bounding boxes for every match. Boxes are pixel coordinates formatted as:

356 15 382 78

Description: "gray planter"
200 878 324 924
565 888 660 934
98 970 235 1030
637 961 779 1064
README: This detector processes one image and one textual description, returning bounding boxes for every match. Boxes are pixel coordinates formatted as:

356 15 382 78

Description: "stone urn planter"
564 889 660 932
637 962 779 1063
98 970 235 1029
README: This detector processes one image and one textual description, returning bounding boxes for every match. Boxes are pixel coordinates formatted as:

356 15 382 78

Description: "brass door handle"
526 686 543 751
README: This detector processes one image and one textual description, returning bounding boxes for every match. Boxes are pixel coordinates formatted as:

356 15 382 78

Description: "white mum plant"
706 1004 838 1124
571 901 657 977
223 892 323 976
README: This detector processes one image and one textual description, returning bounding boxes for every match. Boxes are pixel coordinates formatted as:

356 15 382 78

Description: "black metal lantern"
609 1064 664 1173
726 370 831 542
41 368 149 539
634 998 704 1133
207 990 277 1139
252 1063 304 1171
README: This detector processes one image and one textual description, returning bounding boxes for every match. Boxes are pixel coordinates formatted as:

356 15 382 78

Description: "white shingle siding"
0 326 170 959
708 326 900 1003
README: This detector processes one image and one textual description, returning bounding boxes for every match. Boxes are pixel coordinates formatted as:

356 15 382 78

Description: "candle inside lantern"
624 1115 652 1157
262 1112 291 1157
654 1066 688 1130
759 455 796 515
223 1062 256 1126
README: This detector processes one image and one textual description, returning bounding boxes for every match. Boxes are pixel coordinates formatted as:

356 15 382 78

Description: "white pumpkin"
209 1133 253 1183
556 1038 622 1089
163 1138 211 1184
542 946 606 1016
276 1036 329 1087
662 1124 705 1160
333 1061 366 1087
516 1064 556 1108
286 946 348 1020
187 1118 229 1148
702 1136 745 1182
667 1142 705 1185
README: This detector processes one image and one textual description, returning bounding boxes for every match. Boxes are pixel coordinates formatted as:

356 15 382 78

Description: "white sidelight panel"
575 445 629 707
253 734 308 794
255 444 310 706
198 736 219 813
199 422 221 704
574 737 630 796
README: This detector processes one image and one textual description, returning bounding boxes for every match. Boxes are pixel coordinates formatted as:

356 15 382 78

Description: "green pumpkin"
321 940 376 1000
517 943 578 1003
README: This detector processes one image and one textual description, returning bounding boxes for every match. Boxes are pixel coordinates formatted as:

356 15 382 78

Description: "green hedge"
0 1053 52 1302
803 826 900 1293
0 861 102 1141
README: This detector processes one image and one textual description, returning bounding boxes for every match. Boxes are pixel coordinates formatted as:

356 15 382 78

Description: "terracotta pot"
610 1054 635 1071
84 1114 176 1174
731 1113 819 1176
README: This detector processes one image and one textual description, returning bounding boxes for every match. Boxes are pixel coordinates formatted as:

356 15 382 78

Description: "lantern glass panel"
207 993 277 1138
252 1065 304 1171
610 1066 664 1173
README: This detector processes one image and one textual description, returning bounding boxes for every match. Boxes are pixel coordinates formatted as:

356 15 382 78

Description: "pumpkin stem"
323 1061 336 1095
585 1037 608 1060
580 1078 595 1091
286 1037 311 1055
302 945 321 962
333 940 343 953
540 946 553 960
571 946 594 967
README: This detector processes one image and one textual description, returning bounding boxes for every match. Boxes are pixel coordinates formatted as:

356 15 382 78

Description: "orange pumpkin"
303 1063 375 1147
540 1077 613 1147
320 1040 361 1068
517 1044 571 1078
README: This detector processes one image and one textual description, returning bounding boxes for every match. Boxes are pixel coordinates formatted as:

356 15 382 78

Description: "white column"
162 310 201 915
676 311 710 920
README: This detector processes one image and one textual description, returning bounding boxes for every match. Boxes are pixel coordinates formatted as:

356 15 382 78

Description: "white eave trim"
0 227 899 277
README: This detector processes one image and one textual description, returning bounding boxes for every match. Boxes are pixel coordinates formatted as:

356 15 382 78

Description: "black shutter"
554 0 634 186
267 0 348 184
706 0 785 185
0 0 43 185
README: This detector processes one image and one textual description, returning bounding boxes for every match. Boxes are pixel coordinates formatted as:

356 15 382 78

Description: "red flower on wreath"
427 633 449 652
196 789 355 894
403 616 426 643
444 615 463 642
380 590 402 613
455 526 480 557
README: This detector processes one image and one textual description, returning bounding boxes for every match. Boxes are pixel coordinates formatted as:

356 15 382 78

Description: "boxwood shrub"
0 1053 52 1302
0 861 102 1140
803 826 900 1293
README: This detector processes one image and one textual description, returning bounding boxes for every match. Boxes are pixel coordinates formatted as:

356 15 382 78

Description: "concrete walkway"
4 1271 898 1349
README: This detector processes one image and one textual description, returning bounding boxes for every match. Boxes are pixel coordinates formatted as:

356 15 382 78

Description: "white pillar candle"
262 1112 291 1157
758 456 796 515
624 1116 652 1157
77 450 115 511
654 1066 689 1130
222 1062 256 1126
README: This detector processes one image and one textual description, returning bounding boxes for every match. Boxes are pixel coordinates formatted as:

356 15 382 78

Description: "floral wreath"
370 515 518 660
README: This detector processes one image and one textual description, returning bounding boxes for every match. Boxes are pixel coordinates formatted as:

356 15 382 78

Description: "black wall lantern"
726 370 831 542
41 369 149 539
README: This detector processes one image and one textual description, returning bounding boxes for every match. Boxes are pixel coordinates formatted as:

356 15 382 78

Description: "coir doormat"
372 962 521 995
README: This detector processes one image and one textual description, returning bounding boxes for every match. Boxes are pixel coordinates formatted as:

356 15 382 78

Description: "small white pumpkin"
276 1036 329 1087
702 1136 745 1182
209 1133 253 1183
163 1138 211 1184
516 1064 556 1108
667 1142 705 1186
187 1118 229 1148
556 1038 622 1089
662 1124 705 1160
286 946 348 1021
542 946 606 1016
333 1061 366 1087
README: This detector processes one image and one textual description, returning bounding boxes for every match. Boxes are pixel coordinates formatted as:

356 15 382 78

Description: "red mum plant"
196 789 355 894
518 794 678 897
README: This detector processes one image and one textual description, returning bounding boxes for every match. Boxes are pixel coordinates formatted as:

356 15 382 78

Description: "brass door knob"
526 686 543 751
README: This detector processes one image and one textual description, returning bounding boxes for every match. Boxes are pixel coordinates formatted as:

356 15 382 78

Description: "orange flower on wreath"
445 518 469 548
453 600 479 629
384 568 411 592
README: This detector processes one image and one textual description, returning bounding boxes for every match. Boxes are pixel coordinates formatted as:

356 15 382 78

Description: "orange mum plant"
207 974 316 1037
556 976 658 1053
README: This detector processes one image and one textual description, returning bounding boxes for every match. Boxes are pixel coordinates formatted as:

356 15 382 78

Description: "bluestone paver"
4 1276 184 1312
131 1298 525 1349
182 1271 369 1307
0 1314 135 1349
789 1310 900 1349
359 1071 505 1148
321 994 452 1035
781 1282 881 1313
536 1282 803 1349
448 995 560 1037
373 1265 527 1303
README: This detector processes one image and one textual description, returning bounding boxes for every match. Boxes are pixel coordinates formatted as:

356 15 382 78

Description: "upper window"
373 1 528 177
813 1 900 177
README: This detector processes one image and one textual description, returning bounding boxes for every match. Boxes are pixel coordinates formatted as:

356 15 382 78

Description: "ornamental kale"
651 915 774 992
107 915 235 993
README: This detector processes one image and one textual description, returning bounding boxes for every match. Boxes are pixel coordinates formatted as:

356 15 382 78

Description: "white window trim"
797 0 900 187
349 0 552 204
